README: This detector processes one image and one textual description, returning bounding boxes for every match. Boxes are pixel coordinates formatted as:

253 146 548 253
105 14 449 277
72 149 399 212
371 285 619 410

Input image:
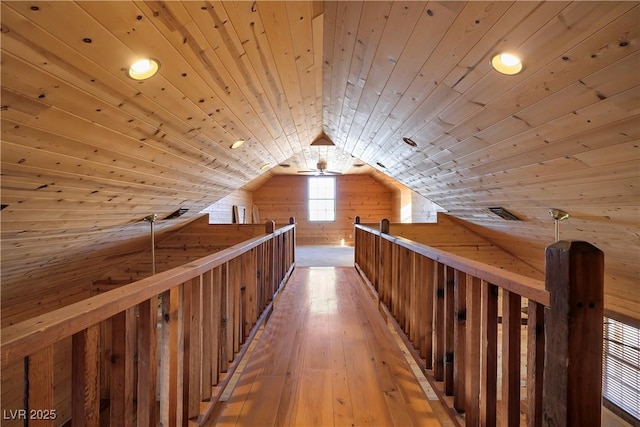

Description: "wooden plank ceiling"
1 2 639 319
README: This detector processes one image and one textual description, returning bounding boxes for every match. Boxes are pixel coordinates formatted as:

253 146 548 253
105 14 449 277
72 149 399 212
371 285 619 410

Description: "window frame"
307 176 336 222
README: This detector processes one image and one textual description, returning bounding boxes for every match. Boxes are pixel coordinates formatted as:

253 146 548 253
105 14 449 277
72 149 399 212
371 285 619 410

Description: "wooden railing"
354 218 604 427
1 219 296 426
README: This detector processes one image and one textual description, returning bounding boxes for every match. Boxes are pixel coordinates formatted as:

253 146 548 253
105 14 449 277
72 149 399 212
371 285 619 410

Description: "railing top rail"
1 224 295 369
355 223 549 306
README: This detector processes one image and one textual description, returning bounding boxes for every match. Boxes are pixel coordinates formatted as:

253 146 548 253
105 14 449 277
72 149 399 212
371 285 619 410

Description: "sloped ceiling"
1 1 639 319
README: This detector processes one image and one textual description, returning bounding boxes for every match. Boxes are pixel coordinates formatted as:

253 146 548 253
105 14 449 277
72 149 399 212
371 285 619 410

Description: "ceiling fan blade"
297 169 317 174
325 170 343 175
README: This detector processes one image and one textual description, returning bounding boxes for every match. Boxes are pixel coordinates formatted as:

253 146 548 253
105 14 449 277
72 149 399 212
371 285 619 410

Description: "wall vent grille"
488 207 521 221
164 208 189 220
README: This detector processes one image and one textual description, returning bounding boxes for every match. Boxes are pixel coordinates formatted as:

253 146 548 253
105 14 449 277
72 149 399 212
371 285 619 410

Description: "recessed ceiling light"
491 53 522 75
128 58 160 80
230 139 245 149
403 137 417 147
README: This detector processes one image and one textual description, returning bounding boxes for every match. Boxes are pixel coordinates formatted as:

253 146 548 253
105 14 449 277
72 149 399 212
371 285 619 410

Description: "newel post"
543 241 604 426
380 218 390 234
265 220 276 234
289 217 296 263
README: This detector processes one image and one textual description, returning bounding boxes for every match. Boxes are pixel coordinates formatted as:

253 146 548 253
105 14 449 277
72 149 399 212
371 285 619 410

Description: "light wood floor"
209 267 447 426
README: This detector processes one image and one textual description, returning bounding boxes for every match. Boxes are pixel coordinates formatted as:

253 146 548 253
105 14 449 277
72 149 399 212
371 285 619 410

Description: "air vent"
488 207 521 221
164 208 189 220
402 137 417 147
0 204 7 211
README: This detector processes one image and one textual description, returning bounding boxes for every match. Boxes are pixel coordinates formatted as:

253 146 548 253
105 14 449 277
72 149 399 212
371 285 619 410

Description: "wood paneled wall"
254 174 396 246
90 216 267 294
411 192 445 223
200 189 254 224
389 213 544 279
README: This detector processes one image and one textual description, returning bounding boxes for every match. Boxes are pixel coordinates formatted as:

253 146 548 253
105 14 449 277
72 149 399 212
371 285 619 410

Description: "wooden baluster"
180 280 192 425
543 241 604 426
433 262 445 382
501 290 521 427
220 264 230 373
232 258 242 354
289 217 296 266
247 250 256 333
409 252 418 348
403 248 412 336
391 244 399 320
375 234 381 294
110 308 136 427
453 270 467 413
465 276 482 426
527 301 544 427
480 282 498 427
266 220 276 298
27 346 54 427
257 243 265 312
379 219 390 304
201 271 214 400
444 266 455 396
159 287 181 427
225 262 235 364
186 276 202 421
137 298 157 426
422 258 434 369
72 324 100 426
212 266 223 384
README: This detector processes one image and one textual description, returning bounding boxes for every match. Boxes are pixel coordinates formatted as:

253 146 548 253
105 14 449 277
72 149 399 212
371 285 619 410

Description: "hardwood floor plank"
211 267 444 426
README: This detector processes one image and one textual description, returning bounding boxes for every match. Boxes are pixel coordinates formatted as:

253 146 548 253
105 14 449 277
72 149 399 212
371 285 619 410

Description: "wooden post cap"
265 220 276 233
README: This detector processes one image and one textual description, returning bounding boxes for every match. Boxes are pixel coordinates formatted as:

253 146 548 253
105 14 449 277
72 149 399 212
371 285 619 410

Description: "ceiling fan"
297 160 342 175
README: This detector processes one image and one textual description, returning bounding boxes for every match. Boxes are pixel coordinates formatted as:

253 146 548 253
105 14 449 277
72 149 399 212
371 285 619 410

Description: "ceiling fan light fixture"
128 58 160 80
491 53 522 75
230 139 245 149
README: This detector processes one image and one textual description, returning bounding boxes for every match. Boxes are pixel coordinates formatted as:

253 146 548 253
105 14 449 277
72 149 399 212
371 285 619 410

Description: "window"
603 317 640 421
308 177 335 222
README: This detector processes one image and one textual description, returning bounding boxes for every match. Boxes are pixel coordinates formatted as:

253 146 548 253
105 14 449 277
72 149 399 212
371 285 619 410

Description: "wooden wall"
254 174 396 246
389 213 544 278
90 216 267 294
411 192 445 223
200 188 255 224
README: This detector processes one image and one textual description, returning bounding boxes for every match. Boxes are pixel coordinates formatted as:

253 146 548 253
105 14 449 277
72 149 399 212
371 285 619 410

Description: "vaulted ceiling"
1 1 639 320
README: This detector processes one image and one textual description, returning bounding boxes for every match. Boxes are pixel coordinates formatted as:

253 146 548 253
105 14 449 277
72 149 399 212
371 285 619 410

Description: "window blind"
603 317 640 421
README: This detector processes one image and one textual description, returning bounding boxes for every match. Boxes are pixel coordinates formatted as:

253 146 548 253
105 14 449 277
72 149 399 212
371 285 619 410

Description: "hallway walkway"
210 267 446 426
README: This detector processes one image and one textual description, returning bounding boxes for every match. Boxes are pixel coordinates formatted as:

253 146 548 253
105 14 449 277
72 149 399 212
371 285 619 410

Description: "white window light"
308 176 336 222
